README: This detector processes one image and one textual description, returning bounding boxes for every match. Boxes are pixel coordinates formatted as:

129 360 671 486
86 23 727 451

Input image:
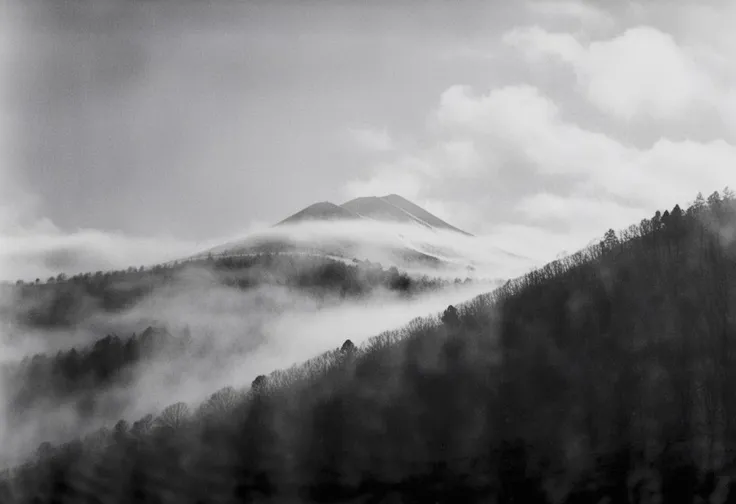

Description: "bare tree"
131 414 154 438
201 386 240 418
156 402 190 432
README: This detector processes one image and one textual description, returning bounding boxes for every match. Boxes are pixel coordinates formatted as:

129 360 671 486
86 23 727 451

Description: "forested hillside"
2 189 736 504
0 327 182 423
0 256 459 469
2 254 447 329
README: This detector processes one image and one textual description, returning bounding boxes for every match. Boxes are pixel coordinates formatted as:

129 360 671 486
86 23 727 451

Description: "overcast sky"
1 0 735 280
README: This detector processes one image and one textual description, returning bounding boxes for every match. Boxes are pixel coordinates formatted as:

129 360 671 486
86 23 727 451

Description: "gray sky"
2 0 735 280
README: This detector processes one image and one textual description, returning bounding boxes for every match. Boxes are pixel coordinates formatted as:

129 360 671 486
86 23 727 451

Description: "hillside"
0 255 467 468
2 254 448 330
4 189 736 503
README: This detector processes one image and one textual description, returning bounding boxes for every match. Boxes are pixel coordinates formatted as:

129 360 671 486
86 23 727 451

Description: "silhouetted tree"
690 192 706 216
600 228 620 255
708 190 722 208
340 339 356 355
441 305 461 328
252 375 267 394
156 402 190 432
724 186 735 202
113 419 129 444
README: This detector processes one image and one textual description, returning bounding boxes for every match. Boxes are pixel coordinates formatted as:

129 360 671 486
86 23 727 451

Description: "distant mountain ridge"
278 194 473 236
183 194 525 277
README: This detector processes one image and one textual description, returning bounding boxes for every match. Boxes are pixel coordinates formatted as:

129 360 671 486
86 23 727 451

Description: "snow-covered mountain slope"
378 194 473 236
275 194 472 236
340 196 434 230
187 195 530 279
276 202 357 226
340 194 473 236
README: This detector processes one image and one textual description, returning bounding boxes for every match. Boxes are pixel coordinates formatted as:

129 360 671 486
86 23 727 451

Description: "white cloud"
503 26 584 64
436 84 560 136
583 27 716 121
626 138 736 203
341 5 736 250
0 204 265 282
343 77 734 243
342 139 487 204
343 164 425 200
517 192 647 234
435 84 623 174
343 62 735 250
480 222 577 264
438 140 483 176
505 25 719 121
0 224 204 283
524 0 616 34
347 126 393 152
434 82 735 208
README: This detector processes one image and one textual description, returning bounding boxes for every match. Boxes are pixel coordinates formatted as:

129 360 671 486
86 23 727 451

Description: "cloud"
434 82 735 207
342 115 497 218
517 192 648 235
0 225 205 283
480 222 577 263
503 26 583 64
124 279 500 421
435 140 483 176
347 126 393 152
524 0 616 33
0 172 272 281
436 84 560 137
434 84 623 180
504 25 719 121
345 72 733 249
343 163 426 201
340 139 492 220
0 206 265 282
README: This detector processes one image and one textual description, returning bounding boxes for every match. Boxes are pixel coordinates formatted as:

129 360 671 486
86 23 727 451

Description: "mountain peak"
274 194 471 236
276 201 357 226
190 194 480 269
378 195 473 236
340 195 473 236
381 193 409 202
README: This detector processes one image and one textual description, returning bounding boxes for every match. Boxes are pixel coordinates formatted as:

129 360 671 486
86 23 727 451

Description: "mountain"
341 194 473 236
188 194 508 275
276 202 357 226
276 194 473 236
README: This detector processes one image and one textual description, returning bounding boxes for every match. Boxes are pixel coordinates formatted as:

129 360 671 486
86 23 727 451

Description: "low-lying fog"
0 255 501 468
2 219 542 285
199 219 536 280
